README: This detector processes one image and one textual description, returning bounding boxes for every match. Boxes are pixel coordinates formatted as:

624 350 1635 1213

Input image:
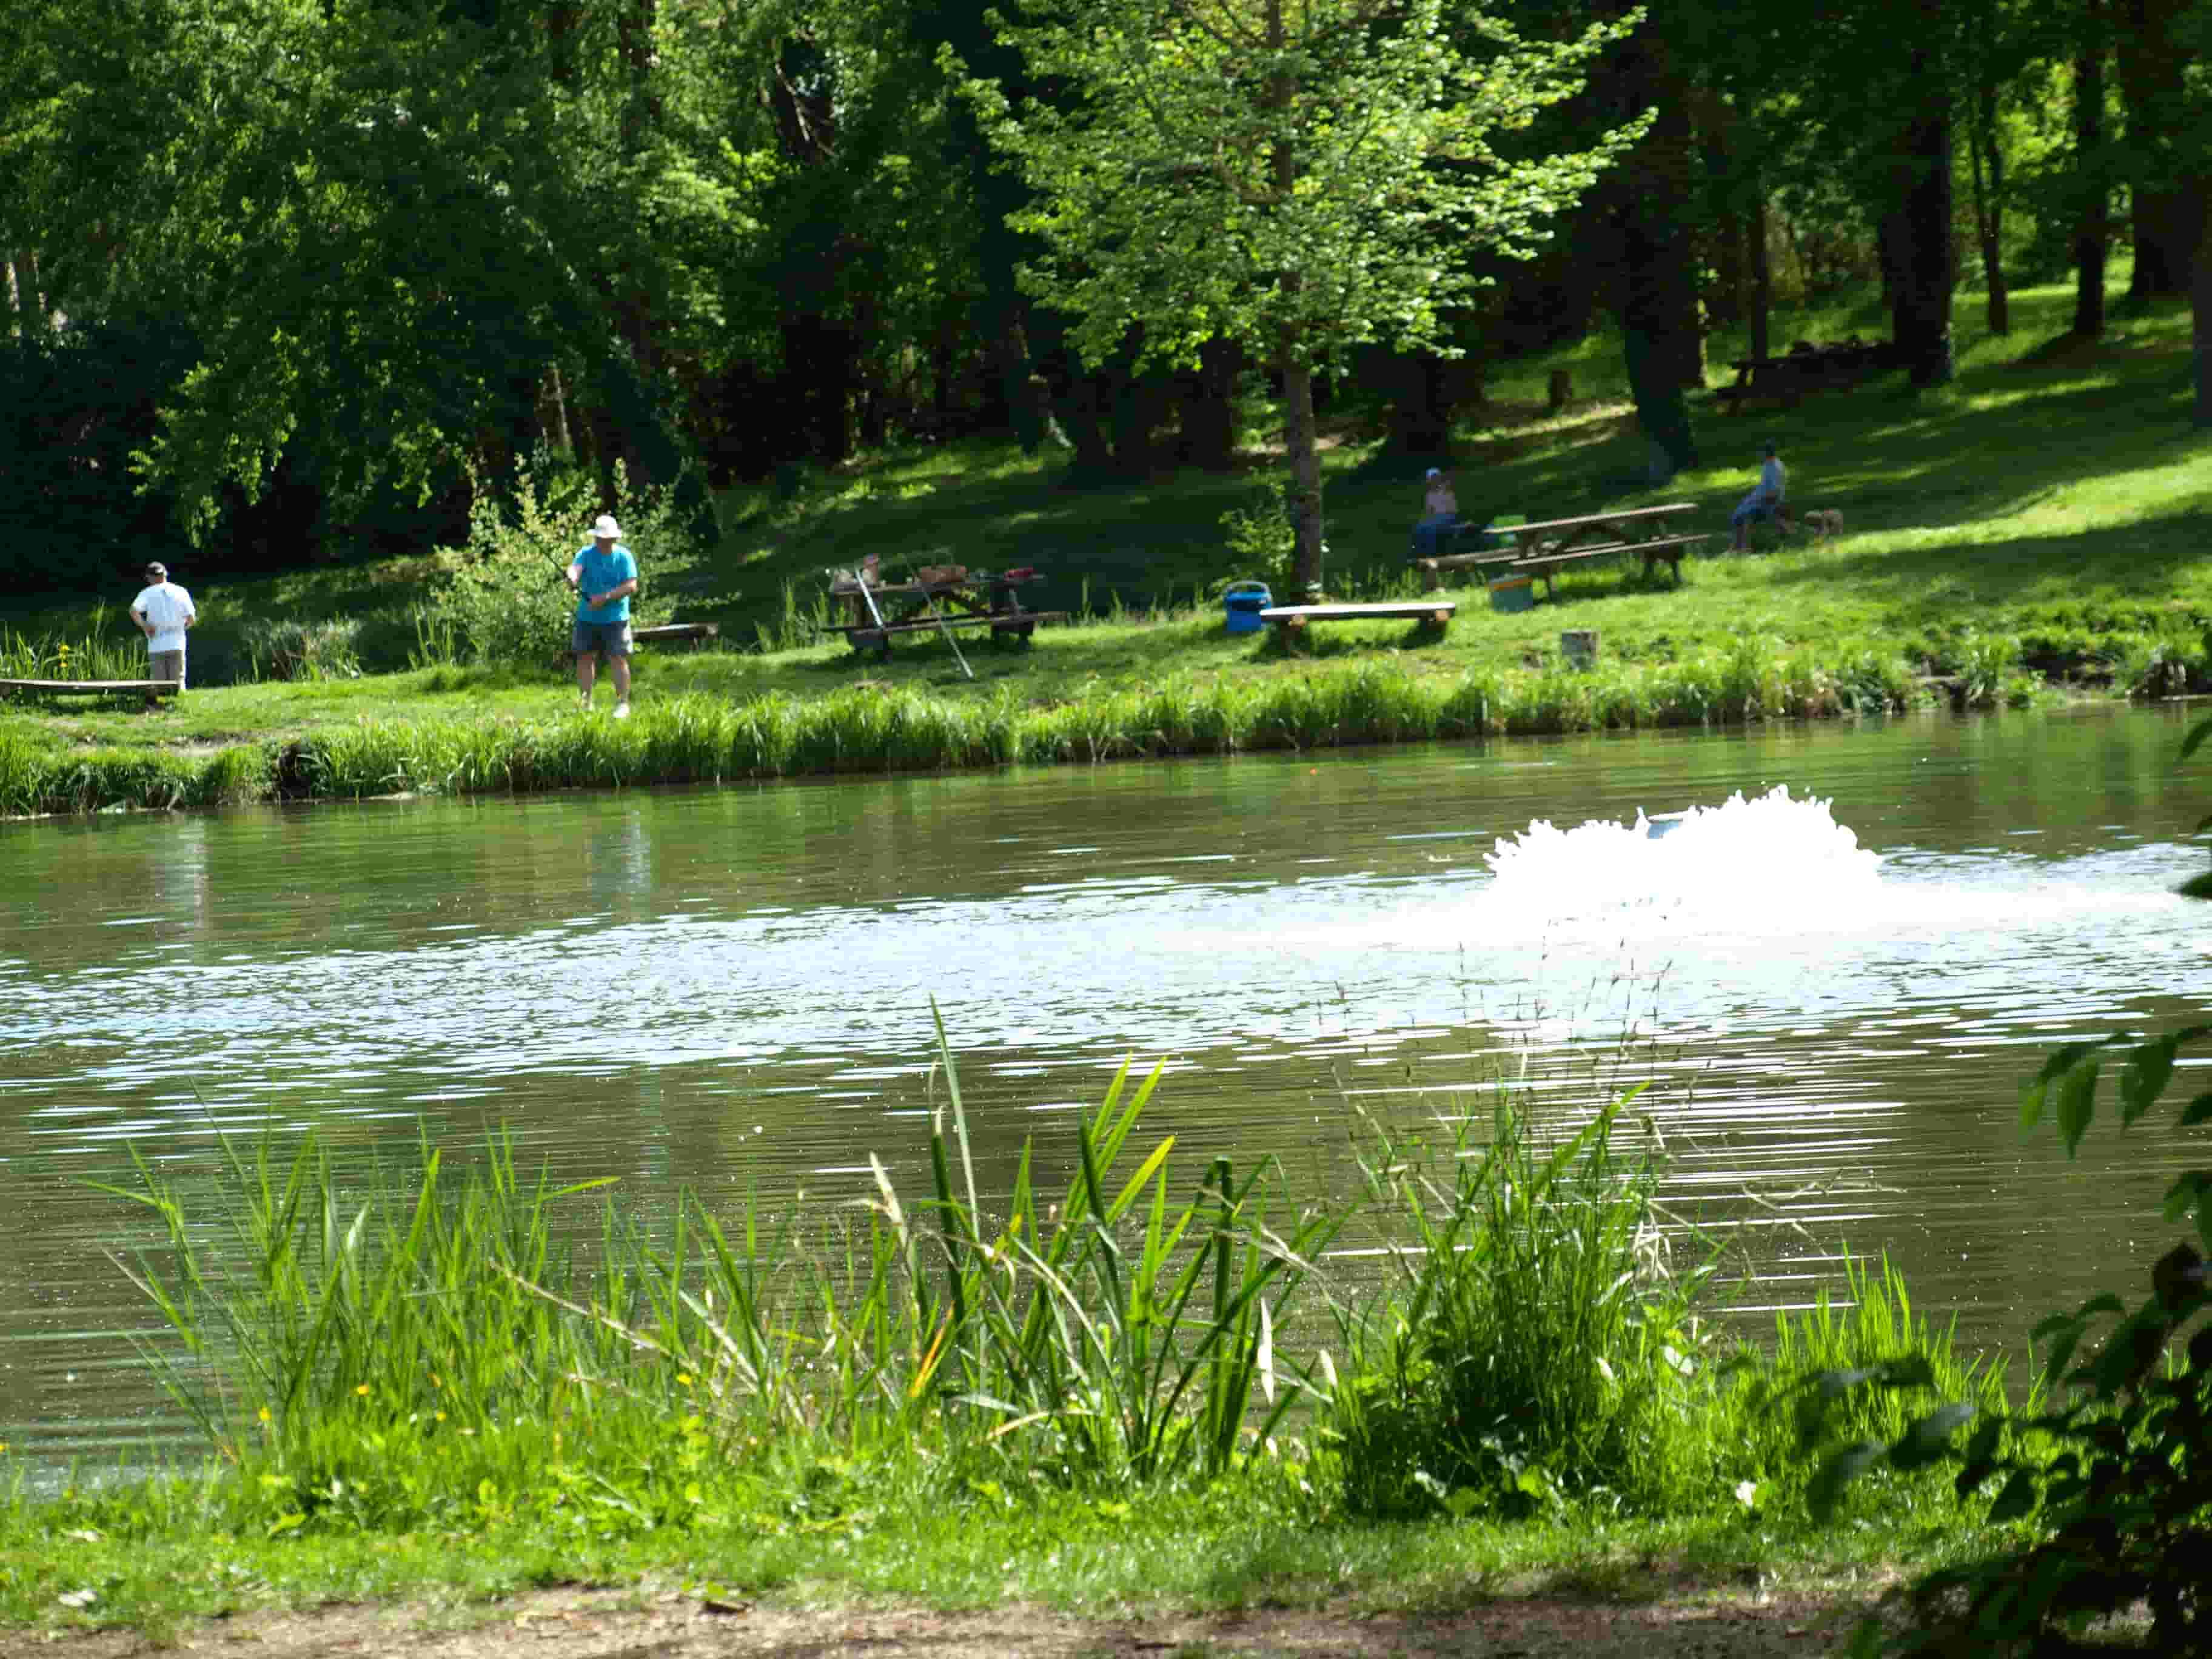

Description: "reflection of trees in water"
147 815 210 933
588 809 653 906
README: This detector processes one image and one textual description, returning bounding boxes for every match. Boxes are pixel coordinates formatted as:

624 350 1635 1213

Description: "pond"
4 704 2209 1472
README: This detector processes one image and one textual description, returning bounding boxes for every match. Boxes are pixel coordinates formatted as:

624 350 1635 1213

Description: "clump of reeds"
0 623 143 683
84 1016 1338 1532
73 1021 2008 1537
1324 1089 1717 1519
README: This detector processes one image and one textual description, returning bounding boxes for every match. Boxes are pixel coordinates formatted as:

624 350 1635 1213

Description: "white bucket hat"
591 514 622 540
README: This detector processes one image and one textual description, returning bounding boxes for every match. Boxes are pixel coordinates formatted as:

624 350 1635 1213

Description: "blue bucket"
1223 581 1272 634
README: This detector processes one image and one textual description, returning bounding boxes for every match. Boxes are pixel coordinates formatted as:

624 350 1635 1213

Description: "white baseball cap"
591 514 622 539
1425 468 1443 479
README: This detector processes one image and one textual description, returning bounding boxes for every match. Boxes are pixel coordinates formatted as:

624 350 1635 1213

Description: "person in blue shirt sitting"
1412 468 1462 558
566 514 640 717
1730 441 1794 551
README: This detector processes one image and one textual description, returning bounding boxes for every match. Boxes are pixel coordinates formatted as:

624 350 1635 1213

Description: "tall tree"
2114 0 2202 302
2071 0 2112 338
963 0 1644 597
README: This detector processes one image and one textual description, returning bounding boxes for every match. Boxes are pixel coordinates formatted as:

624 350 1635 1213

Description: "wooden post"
1561 629 1600 670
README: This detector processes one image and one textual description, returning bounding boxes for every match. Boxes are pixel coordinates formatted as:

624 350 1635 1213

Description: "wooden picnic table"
1499 502 1712 600
1715 340 1900 412
828 566 1065 659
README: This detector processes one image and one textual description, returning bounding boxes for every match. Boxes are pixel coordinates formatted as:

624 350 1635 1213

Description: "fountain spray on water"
1483 785 1883 933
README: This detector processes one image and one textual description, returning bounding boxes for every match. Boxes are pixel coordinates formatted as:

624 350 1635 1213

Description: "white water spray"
1483 784 1882 930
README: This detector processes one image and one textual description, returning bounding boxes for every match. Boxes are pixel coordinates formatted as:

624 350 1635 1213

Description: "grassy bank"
1 1041 2024 1642
2 277 2205 817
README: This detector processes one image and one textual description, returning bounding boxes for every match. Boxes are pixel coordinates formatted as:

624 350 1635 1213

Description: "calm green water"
5 705 2210 1469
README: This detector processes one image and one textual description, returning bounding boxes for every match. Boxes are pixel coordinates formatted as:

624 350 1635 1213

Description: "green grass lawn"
1 277 2204 806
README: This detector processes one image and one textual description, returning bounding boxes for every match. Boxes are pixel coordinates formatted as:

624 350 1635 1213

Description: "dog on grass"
1800 508 1845 543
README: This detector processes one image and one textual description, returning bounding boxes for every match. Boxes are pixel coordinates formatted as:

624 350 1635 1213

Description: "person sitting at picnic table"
1411 467 1463 558
1730 440 1793 551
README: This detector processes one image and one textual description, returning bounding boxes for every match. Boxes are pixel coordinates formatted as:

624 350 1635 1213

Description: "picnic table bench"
0 677 181 707
1260 600 1456 644
1412 521 1524 590
1493 503 1711 600
631 622 719 650
1715 338 1901 412
829 565 1065 659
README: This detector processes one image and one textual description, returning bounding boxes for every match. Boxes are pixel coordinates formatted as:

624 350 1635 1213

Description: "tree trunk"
546 362 575 461
1894 47 1957 389
2191 172 2212 426
1749 194 1772 363
10 250 48 340
2116 0 2199 301
2072 1 2110 339
1282 356 1324 598
1176 337 1242 471
1611 30 1701 469
1108 366 1170 478
1264 0 1324 598
1622 46 1704 389
1968 75 2010 334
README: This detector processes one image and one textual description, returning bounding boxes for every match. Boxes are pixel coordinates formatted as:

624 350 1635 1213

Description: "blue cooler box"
1488 575 1535 614
1224 581 1272 634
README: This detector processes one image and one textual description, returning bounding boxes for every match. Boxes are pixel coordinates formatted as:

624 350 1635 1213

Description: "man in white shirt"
129 561 198 691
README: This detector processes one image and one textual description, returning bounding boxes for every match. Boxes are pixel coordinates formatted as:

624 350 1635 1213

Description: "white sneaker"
578 692 592 712
612 700 631 720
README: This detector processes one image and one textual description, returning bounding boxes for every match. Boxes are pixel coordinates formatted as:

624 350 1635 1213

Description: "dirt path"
27 1583 1868 1658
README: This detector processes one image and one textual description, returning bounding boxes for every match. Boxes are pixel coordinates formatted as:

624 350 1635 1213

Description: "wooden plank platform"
631 622 719 649
0 677 181 703
1260 602 1456 634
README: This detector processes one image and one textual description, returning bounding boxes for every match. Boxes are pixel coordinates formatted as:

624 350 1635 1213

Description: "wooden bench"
0 676 183 706
1510 533 1712 598
1413 548 1524 591
631 622 719 650
1260 601 1456 643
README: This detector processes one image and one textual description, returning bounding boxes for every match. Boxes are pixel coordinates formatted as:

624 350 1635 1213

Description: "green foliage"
73 1020 1344 1529
239 620 362 683
0 731 270 816
959 0 1648 592
1326 1093 1716 1520
963 0 1646 381
0 623 144 683
1215 481 1307 599
424 452 695 670
1715 1256 2021 1520
1802 713 2212 1654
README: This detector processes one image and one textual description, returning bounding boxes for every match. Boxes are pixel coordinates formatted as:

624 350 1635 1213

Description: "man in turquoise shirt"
566 514 640 717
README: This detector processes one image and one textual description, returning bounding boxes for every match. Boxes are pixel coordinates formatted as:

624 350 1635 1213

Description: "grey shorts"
571 619 632 657
149 650 186 686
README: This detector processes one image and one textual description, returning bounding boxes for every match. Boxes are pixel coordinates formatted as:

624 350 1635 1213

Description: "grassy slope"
1 278 2204 765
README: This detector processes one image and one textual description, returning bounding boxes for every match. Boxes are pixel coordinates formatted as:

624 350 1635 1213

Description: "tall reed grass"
73 1024 2002 1540
205 637 1939 808
0 621 144 682
3 624 2042 817
0 732 269 817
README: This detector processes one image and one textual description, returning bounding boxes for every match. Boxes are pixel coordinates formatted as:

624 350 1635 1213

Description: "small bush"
240 618 362 682
426 448 705 669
